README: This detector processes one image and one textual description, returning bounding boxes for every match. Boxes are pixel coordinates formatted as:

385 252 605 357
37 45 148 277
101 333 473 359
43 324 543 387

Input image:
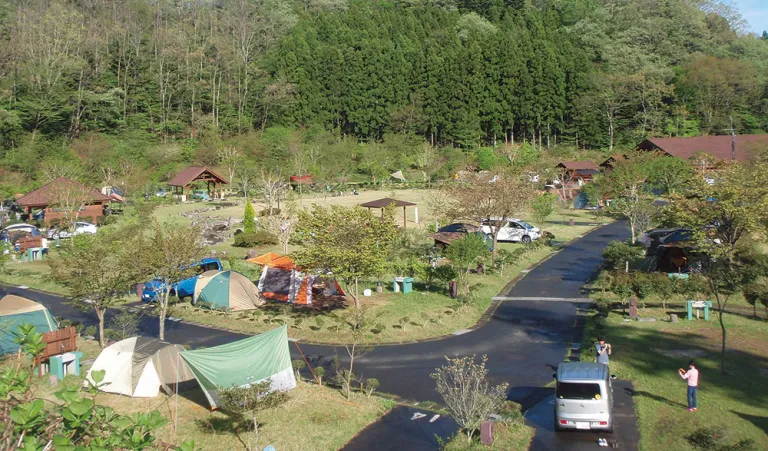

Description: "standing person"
596 336 611 365
678 361 699 411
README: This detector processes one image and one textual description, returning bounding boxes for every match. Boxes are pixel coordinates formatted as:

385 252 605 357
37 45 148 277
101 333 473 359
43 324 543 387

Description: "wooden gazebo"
16 178 114 225
360 197 417 228
167 166 229 200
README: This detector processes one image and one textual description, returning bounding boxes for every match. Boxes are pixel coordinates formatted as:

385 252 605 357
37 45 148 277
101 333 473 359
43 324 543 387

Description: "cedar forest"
1 0 767 196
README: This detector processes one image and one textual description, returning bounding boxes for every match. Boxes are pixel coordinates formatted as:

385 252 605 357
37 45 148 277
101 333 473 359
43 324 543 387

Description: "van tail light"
599 421 608 425
560 420 568 425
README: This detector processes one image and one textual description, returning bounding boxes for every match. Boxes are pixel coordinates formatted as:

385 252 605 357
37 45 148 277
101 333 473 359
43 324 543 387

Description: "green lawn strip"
2 338 393 451
441 421 534 450
587 270 762 312
580 307 768 450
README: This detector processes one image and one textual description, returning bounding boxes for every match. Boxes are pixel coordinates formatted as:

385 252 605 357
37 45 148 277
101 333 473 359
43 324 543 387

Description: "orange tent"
246 252 296 270
246 252 282 266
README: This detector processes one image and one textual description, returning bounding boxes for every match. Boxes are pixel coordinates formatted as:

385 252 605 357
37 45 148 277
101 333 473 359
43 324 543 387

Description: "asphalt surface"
0 220 637 450
341 406 459 451
505 221 630 298
525 381 640 451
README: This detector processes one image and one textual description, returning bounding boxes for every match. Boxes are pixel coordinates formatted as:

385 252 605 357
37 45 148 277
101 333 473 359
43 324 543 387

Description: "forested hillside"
1 0 767 195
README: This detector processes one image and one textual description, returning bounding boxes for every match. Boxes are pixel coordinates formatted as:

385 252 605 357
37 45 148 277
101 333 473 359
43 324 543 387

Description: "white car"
47 222 98 239
480 218 540 243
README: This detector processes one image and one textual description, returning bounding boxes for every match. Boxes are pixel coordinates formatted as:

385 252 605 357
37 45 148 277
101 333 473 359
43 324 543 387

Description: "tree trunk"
159 289 169 340
719 306 727 374
97 308 106 348
629 219 636 244
353 277 361 329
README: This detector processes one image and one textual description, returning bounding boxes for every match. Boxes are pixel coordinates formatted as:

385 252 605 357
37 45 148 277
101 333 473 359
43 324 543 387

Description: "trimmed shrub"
233 230 279 247
602 240 643 270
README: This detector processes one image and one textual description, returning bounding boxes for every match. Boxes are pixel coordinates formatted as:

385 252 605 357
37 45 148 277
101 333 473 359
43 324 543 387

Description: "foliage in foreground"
219 380 289 451
1 325 193 450
432 355 509 445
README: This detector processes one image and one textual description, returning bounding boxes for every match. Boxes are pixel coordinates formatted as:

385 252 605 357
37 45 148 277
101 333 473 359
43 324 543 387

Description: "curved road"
1 221 629 407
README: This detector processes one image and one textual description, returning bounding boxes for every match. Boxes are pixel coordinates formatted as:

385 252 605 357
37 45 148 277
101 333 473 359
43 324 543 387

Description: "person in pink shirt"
678 360 699 411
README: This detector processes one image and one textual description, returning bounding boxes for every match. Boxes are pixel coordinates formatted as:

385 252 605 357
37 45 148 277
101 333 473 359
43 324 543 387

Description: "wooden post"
403 206 407 228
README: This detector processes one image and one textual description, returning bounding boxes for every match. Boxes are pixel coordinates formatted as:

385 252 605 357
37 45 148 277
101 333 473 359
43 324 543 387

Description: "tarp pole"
294 342 320 385
174 352 179 434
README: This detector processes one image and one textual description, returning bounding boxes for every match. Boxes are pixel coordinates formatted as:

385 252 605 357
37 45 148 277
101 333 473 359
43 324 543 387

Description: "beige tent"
193 270 264 310
0 295 57 354
86 337 195 398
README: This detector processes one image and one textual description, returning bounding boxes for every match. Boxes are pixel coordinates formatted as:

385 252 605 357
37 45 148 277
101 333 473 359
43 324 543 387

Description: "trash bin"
49 351 83 379
393 277 414 294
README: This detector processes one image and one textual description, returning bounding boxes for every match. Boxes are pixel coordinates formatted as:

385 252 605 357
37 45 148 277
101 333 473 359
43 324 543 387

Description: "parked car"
644 228 691 255
190 190 210 201
141 258 223 302
553 362 613 433
431 223 494 251
1 224 41 245
480 218 540 243
47 222 98 239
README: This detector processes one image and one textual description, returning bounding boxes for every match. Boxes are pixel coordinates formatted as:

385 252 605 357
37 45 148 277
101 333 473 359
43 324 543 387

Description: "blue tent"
0 295 57 354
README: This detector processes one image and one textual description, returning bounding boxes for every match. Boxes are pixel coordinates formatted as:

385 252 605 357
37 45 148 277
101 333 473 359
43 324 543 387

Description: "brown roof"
639 135 768 161
557 161 600 171
17 178 112 208
167 166 229 187
359 197 416 208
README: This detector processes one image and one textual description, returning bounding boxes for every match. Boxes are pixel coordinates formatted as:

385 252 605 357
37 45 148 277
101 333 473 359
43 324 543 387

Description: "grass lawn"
168 213 610 344
580 307 768 450
1 337 393 451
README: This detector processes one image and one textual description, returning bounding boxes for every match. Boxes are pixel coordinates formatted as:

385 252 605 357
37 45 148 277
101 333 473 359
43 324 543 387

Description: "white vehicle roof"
3 223 39 231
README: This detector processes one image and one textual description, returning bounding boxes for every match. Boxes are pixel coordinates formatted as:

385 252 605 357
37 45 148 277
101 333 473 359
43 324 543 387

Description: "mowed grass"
581 307 768 450
168 214 609 344
1 338 392 451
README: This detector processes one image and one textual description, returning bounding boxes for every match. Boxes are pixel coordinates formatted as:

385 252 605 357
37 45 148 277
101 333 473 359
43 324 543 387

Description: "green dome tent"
193 270 264 311
0 295 57 354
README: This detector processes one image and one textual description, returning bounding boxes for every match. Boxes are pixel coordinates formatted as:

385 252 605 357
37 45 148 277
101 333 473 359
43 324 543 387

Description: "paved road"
505 220 630 298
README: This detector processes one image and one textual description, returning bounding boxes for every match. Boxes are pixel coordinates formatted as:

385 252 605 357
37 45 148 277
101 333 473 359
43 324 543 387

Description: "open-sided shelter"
359 197 417 228
193 270 264 310
167 166 229 200
180 325 295 409
85 337 194 398
16 178 115 226
0 295 57 354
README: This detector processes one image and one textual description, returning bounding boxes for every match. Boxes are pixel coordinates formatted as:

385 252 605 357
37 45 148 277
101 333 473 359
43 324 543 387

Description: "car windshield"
517 221 534 230
557 382 602 400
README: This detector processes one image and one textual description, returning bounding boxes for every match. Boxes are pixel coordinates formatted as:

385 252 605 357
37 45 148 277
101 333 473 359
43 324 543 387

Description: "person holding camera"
596 336 611 365
678 360 699 411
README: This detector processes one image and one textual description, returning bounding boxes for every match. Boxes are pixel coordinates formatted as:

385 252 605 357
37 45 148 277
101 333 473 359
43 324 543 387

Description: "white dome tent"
85 337 194 398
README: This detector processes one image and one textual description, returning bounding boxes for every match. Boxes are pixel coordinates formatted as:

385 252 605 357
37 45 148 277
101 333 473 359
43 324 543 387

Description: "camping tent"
193 270 264 310
0 295 57 354
85 337 195 398
245 252 283 266
180 325 295 409
257 266 345 305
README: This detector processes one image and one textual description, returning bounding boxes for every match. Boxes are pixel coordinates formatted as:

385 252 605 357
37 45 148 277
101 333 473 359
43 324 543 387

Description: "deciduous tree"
48 221 149 347
293 205 397 328
142 222 206 340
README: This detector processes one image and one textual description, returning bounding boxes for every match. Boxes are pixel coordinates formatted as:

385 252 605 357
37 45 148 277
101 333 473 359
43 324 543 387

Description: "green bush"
243 201 256 233
531 193 556 224
258 208 281 217
601 240 644 270
233 230 279 247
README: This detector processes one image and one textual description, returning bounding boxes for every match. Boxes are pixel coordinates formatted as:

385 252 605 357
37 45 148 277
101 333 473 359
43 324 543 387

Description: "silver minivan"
553 362 613 432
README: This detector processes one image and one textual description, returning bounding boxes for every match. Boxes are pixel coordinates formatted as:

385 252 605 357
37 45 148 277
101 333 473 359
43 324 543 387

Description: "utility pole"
729 116 736 162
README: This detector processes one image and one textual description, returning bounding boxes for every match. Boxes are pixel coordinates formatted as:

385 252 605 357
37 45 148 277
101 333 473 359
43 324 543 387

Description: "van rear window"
557 382 602 400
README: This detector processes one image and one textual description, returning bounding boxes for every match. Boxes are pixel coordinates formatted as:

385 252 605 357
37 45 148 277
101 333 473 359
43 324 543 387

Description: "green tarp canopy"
0 295 57 355
180 325 296 409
